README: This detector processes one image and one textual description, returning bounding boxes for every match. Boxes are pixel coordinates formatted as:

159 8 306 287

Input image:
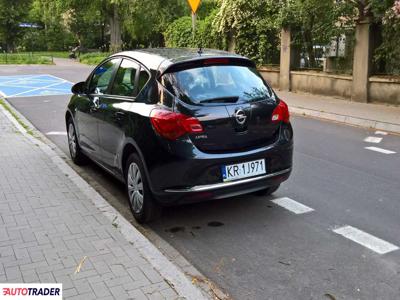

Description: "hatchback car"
66 48 293 223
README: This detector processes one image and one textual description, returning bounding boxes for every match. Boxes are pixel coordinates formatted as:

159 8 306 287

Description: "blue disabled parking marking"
0 74 73 98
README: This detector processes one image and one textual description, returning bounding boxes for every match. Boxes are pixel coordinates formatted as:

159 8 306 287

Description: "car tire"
253 184 280 196
125 153 161 223
67 119 88 165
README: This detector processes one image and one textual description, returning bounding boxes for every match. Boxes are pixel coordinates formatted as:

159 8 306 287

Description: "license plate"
221 159 266 182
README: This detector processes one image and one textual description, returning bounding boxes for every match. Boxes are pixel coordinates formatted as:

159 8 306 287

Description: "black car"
66 48 293 223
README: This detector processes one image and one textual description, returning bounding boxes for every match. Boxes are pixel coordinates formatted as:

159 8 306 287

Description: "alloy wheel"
127 162 144 213
68 123 77 158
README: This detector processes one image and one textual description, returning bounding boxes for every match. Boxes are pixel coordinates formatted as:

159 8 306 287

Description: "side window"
137 68 150 93
110 59 139 97
89 58 120 94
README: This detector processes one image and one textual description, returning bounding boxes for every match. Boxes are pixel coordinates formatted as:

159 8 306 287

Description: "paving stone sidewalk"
0 109 184 299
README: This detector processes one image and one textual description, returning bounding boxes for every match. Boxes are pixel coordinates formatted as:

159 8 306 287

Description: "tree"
374 0 400 74
164 9 222 49
122 0 188 48
0 0 32 51
214 0 281 65
276 0 346 68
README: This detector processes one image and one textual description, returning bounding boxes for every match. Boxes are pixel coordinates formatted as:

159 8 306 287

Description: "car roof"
112 48 250 74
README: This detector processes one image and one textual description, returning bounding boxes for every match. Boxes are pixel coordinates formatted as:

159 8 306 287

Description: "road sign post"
187 0 201 41
192 12 197 39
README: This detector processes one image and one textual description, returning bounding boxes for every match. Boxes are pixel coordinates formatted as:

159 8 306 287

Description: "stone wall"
259 68 279 88
369 77 400 105
290 71 352 99
259 68 400 105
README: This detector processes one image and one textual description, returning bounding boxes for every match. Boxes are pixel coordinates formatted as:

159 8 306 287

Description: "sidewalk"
0 104 208 299
277 91 400 134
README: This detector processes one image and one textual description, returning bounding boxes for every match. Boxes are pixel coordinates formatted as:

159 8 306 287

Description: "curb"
0 98 226 300
290 106 400 135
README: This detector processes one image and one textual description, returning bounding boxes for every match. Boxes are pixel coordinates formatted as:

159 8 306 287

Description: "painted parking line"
333 226 399 254
364 136 383 144
46 131 67 136
271 197 314 214
375 131 388 136
365 147 396 155
0 74 73 98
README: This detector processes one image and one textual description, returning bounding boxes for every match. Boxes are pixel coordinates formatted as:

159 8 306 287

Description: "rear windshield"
161 65 273 105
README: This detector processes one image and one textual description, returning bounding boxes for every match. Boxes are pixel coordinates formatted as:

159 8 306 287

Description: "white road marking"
271 197 314 214
364 136 383 144
365 147 396 154
375 131 388 136
333 226 399 254
8 80 68 98
46 74 75 84
46 131 67 136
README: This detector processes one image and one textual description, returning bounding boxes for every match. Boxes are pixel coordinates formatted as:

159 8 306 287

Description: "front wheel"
253 184 280 197
125 154 161 223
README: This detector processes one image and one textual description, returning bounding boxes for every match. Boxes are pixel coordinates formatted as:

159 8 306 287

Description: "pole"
192 12 197 42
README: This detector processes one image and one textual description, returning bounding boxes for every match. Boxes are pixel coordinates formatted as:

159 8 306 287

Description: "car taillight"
150 109 204 140
271 100 290 123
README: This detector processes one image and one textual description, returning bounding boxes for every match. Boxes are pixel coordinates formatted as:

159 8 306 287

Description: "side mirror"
71 82 87 95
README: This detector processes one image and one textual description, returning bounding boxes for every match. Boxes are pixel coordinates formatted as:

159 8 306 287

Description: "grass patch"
0 52 53 64
35 51 70 59
79 52 110 65
0 98 33 135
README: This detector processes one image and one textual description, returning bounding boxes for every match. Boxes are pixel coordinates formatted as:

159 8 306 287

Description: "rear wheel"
253 184 280 197
125 153 161 223
67 119 88 165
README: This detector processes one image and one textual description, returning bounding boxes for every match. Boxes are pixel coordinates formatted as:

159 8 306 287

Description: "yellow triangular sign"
187 0 201 14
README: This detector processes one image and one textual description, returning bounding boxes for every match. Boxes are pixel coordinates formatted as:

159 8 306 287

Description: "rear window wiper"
199 96 239 104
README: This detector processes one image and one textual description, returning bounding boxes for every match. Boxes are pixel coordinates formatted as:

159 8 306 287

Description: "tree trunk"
227 30 236 53
109 4 122 53
304 30 315 68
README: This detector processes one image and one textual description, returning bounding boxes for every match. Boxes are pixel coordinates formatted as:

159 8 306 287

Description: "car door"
76 58 121 161
97 58 141 173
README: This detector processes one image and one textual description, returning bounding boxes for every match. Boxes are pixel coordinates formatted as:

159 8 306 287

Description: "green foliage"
1 0 399 76
276 0 347 67
164 9 223 49
0 0 32 51
164 17 193 48
0 52 53 64
34 51 70 58
122 0 188 48
214 0 281 65
374 1 400 75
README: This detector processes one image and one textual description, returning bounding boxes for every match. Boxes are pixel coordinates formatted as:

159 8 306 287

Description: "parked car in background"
66 48 293 223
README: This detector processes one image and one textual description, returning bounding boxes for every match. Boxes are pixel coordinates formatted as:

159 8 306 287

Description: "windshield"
161 65 273 105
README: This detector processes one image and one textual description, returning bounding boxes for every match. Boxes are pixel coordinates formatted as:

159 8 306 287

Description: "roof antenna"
198 47 203 55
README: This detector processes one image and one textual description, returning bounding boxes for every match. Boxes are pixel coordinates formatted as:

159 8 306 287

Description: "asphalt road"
4 62 400 299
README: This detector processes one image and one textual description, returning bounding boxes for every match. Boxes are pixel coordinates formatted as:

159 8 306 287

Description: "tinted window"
137 69 150 93
89 58 120 94
111 59 139 97
162 65 273 105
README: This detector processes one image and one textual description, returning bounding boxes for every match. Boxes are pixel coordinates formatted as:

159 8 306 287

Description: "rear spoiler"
158 57 256 77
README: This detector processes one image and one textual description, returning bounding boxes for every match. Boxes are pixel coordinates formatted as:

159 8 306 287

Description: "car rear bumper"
164 168 291 193
152 166 291 205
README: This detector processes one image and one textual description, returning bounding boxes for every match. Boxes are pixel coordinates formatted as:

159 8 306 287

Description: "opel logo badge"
235 109 247 125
